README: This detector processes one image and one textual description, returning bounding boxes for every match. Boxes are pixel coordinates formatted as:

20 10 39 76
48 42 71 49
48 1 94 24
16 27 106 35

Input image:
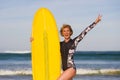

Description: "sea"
0 51 120 80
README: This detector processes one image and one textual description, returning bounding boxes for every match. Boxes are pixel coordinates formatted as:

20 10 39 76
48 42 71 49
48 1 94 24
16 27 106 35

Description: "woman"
57 15 102 80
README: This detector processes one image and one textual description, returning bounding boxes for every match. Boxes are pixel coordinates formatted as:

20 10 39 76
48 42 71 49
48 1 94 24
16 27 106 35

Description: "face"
62 27 71 40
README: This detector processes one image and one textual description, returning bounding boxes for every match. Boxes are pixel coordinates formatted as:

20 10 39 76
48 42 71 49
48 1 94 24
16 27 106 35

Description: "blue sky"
0 0 120 52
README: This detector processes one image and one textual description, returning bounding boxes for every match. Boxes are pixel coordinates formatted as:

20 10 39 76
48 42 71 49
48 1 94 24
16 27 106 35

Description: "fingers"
98 14 102 20
30 37 34 42
95 14 102 24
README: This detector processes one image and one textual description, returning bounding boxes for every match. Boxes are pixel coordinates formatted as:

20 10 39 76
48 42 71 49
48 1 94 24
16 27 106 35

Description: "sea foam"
77 69 120 75
0 69 120 76
0 70 31 76
3 50 31 54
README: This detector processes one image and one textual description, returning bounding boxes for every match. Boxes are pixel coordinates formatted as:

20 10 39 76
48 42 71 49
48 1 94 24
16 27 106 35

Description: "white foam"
0 69 120 76
76 68 120 75
0 70 32 75
3 50 31 54
77 69 99 75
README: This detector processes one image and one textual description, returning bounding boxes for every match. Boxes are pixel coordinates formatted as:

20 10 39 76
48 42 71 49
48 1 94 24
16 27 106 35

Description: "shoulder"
60 41 64 45
73 36 78 41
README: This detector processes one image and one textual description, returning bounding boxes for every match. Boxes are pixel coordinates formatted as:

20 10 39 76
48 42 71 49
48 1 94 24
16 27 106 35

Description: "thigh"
58 68 76 80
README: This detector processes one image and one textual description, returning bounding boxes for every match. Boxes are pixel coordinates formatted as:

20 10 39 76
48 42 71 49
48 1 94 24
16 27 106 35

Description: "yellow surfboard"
31 8 61 80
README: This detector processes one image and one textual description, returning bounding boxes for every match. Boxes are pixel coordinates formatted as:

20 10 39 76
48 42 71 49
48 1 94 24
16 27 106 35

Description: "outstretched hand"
95 14 102 24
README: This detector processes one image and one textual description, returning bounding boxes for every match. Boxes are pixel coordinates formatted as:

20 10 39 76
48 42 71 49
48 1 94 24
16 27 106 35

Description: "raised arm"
73 15 102 46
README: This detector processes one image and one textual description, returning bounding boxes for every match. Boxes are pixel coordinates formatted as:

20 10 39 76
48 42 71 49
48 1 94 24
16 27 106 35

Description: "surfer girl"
57 15 102 80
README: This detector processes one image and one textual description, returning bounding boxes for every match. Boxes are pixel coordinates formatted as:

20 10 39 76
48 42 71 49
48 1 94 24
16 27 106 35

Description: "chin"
65 37 70 39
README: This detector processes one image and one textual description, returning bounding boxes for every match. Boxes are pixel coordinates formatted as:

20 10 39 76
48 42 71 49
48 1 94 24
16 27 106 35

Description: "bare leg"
57 68 76 80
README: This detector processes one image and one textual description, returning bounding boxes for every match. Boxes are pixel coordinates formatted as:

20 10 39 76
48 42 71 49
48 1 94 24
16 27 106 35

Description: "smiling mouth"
65 35 69 37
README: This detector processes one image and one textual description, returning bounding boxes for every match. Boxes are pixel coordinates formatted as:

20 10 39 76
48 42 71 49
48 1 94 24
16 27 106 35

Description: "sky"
0 0 120 52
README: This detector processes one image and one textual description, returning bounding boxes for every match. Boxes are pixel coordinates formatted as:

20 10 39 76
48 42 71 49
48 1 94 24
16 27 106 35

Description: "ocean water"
0 51 120 80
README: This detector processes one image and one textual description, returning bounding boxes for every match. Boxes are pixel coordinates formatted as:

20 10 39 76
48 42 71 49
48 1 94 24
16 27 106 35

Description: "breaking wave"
3 50 31 54
0 70 31 76
77 69 120 75
0 69 120 76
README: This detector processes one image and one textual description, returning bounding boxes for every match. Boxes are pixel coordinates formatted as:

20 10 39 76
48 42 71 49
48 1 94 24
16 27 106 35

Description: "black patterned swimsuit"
60 22 96 71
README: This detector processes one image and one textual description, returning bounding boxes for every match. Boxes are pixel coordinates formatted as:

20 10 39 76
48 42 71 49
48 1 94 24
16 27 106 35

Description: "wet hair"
60 24 73 36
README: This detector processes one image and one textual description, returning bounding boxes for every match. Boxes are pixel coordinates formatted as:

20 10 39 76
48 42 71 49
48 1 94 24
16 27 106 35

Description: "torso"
60 39 75 71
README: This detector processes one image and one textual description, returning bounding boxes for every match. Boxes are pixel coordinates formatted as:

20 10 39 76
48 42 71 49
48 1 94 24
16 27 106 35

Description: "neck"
64 38 70 43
